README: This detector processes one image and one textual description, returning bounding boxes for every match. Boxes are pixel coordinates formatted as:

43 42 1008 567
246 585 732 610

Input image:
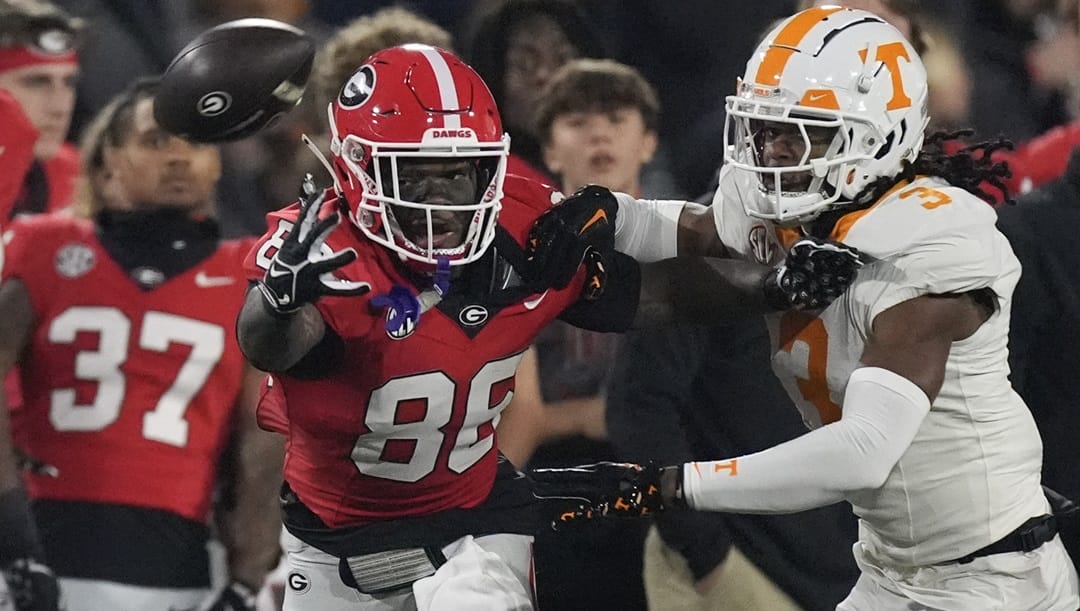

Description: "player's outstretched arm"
525 186 862 330
237 177 369 373
534 294 983 527
237 291 330 373
630 237 863 328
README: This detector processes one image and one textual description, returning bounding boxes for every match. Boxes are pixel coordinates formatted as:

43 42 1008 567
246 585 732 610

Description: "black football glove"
530 461 670 530
257 175 370 315
1 558 61 611
525 184 618 300
199 580 256 611
764 237 863 311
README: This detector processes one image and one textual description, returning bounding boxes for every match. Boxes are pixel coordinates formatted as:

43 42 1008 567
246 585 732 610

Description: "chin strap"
371 257 452 335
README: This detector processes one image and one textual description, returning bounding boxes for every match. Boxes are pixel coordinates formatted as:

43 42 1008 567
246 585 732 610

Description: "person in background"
499 57 661 467
0 0 81 219
0 78 283 611
465 0 607 185
997 147 1080 565
497 57 662 610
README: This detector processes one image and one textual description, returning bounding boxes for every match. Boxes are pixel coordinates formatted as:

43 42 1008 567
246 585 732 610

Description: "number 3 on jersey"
779 312 840 426
48 306 224 447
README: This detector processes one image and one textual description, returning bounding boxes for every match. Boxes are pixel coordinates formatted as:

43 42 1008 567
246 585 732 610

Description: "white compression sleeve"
682 367 931 514
612 192 685 263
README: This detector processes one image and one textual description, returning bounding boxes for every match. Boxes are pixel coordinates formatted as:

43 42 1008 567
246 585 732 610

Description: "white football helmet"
724 6 929 225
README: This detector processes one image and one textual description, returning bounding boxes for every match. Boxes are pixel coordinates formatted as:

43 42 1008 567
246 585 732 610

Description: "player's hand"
525 185 617 300
530 461 668 530
198 581 256 611
1 558 61 611
764 237 862 310
256 175 370 315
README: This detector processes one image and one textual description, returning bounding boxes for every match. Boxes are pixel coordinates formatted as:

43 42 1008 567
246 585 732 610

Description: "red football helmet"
328 44 510 267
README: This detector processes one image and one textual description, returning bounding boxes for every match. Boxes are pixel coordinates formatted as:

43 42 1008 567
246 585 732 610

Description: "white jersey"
711 166 1048 567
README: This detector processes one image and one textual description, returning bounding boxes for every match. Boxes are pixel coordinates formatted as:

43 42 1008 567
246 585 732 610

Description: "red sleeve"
242 203 301 282
1 217 57 315
506 153 557 188
0 89 39 222
1006 120 1080 193
255 374 288 435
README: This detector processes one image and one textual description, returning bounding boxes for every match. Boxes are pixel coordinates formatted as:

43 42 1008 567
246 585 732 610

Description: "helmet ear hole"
874 130 896 160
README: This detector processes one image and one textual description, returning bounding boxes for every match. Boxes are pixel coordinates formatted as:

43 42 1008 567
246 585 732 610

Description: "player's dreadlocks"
862 129 1015 206
809 130 1014 238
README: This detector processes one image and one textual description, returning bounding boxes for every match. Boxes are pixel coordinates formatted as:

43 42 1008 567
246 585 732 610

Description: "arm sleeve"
682 367 930 513
557 250 640 332
612 192 683 263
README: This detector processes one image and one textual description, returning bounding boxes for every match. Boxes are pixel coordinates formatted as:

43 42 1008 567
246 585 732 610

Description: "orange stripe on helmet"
754 6 845 87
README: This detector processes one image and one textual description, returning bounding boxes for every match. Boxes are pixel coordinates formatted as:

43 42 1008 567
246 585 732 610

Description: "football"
154 18 315 143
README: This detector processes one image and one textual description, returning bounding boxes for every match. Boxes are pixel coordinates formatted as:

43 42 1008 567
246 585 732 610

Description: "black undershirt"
95 207 221 290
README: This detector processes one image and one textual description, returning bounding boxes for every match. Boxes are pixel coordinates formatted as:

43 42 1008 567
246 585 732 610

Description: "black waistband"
33 500 211 587
282 456 543 558
953 514 1057 564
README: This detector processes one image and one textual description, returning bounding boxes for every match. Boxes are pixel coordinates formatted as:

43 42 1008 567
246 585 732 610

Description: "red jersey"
244 176 584 529
0 89 37 220
2 214 252 522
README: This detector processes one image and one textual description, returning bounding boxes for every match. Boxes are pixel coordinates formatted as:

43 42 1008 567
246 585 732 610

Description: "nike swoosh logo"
268 265 290 278
807 92 830 102
194 271 236 287
523 290 548 310
579 209 608 235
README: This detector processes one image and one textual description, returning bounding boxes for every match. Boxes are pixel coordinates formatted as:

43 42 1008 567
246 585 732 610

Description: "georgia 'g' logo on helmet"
339 65 376 108
327 45 509 271
723 6 929 225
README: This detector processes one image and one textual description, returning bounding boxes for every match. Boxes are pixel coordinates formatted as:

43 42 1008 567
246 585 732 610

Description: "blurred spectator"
0 78 282 610
534 58 659 196
497 57 666 611
981 0 1080 198
465 0 607 185
311 5 452 113
606 322 861 611
961 0 1068 142
51 0 189 138
997 148 1080 563
0 0 82 218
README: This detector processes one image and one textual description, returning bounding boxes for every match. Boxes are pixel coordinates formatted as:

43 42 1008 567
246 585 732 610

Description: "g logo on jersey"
287 571 310 595
459 305 488 326
340 65 376 108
